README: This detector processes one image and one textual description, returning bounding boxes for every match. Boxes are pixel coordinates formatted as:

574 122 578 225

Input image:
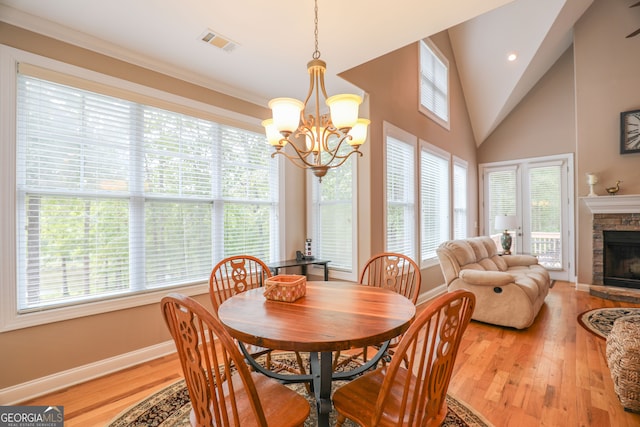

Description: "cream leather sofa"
436 236 550 329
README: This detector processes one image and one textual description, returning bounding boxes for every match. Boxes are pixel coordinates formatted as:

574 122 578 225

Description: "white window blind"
487 169 517 236
385 136 415 259
453 158 468 239
420 144 450 262
419 39 449 126
15 69 278 312
310 159 355 272
528 165 562 266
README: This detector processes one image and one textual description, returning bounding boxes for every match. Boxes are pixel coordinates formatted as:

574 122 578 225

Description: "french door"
480 154 574 281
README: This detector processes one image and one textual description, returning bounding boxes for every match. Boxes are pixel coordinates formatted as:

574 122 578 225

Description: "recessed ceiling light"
507 52 518 62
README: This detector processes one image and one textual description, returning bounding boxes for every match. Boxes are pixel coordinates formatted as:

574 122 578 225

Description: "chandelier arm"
271 149 319 169
302 67 317 107
272 147 362 171
273 140 320 168
320 148 363 170
315 134 359 165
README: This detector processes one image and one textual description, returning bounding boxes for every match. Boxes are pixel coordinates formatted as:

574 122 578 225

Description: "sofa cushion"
478 258 500 271
512 275 540 303
459 269 514 286
445 241 478 266
491 255 508 271
467 238 492 260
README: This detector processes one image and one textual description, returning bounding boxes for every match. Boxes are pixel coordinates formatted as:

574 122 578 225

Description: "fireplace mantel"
582 194 640 214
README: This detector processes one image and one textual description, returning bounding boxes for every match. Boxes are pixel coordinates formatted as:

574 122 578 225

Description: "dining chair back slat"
359 252 421 304
209 255 272 311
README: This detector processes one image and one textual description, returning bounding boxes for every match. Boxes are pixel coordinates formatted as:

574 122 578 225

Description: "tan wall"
0 22 306 390
477 47 576 163
573 0 640 284
341 31 479 293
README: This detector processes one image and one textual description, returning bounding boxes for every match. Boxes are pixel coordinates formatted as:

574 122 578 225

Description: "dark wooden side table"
268 258 330 281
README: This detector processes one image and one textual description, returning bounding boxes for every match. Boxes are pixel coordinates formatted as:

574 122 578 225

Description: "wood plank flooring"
20 281 640 426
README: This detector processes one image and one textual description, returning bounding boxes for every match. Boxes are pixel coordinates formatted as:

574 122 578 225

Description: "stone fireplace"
584 195 640 288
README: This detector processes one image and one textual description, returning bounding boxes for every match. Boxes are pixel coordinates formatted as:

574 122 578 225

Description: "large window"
383 123 466 267
1 47 279 330
309 158 357 279
420 142 450 262
419 39 449 129
384 124 416 260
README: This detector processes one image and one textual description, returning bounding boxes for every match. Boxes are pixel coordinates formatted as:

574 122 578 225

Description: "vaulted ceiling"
0 0 597 145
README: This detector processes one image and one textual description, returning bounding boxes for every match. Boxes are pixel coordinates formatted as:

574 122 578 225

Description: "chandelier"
262 0 369 179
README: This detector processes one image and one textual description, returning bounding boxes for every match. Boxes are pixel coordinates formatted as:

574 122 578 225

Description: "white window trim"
418 38 450 131
0 45 283 332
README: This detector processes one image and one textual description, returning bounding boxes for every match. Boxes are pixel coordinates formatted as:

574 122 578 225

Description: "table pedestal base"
237 342 390 427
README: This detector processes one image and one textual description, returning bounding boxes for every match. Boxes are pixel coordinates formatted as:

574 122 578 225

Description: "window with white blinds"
453 157 468 239
487 169 517 236
309 158 356 275
420 143 450 262
419 39 449 129
13 65 279 313
385 133 416 260
528 165 562 266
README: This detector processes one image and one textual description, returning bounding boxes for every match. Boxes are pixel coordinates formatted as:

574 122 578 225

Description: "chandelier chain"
313 0 320 59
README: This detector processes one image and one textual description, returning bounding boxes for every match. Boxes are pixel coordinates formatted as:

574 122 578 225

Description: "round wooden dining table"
218 280 416 427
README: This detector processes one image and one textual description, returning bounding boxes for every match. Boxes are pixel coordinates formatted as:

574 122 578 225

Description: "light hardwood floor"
20 281 640 426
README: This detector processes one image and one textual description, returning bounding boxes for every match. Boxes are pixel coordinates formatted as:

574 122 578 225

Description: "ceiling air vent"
200 29 238 53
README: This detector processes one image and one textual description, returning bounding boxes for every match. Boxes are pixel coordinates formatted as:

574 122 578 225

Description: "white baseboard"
0 340 176 405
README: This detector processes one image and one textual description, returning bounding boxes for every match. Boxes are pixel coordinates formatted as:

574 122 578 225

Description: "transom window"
419 39 450 129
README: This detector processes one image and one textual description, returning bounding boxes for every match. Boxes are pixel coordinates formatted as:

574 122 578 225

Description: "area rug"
109 353 494 427
578 307 640 339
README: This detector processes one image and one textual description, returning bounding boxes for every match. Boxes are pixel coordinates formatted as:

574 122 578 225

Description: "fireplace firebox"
603 230 640 289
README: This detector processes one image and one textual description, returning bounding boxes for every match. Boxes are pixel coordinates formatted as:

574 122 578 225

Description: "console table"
268 258 330 281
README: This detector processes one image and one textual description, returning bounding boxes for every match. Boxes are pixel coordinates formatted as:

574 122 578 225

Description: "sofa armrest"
459 269 514 286
503 254 539 267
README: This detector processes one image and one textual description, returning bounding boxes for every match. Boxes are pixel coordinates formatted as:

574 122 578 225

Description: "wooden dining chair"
209 255 306 376
209 255 272 311
332 289 475 427
359 252 421 304
334 252 421 369
161 293 310 427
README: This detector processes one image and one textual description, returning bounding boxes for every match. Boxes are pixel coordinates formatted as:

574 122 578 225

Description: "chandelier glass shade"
262 0 369 179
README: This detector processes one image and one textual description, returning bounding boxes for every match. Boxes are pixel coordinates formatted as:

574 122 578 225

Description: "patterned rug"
577 307 640 339
108 353 494 427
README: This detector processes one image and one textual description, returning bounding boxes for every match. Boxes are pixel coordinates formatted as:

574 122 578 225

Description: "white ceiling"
0 0 594 145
